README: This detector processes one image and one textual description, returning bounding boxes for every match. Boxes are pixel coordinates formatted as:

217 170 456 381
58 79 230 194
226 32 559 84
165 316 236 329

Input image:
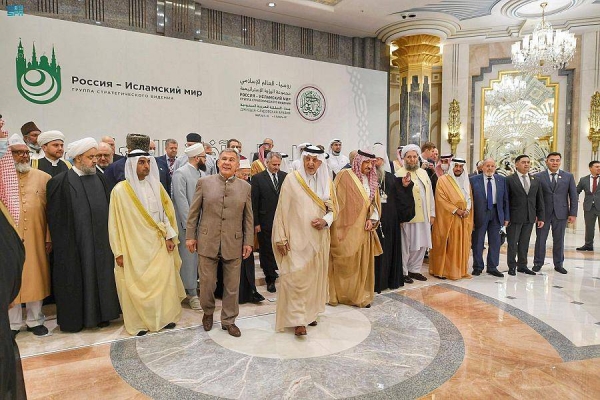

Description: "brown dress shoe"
308 321 317 326
295 326 307 336
202 314 213 331
222 324 241 337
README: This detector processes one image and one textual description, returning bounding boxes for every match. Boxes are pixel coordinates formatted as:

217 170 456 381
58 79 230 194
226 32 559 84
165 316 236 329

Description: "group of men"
1 114 599 345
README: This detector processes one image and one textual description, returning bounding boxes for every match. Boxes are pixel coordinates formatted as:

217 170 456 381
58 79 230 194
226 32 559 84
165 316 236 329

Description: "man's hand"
276 242 290 256
186 239 197 253
116 255 124 267
537 220 545 229
402 174 411 187
430 216 435 225
504 220 509 227
365 219 377 231
254 225 261 234
242 245 253 259
166 239 175 252
568 216 576 224
311 218 327 230
45 242 52 254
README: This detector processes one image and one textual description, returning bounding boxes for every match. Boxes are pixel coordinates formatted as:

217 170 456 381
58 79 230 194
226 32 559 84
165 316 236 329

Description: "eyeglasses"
12 151 30 157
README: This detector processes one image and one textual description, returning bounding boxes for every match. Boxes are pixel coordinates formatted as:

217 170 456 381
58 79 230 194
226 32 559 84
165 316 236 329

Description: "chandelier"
486 75 527 107
511 2 576 76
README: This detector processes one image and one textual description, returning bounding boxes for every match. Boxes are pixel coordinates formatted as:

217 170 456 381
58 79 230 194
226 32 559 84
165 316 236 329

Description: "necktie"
594 176 598 193
551 173 557 191
522 174 530 194
486 177 493 210
273 173 279 191
168 158 175 175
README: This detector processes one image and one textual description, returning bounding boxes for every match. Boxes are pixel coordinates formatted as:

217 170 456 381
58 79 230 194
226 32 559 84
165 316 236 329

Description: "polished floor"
16 231 600 399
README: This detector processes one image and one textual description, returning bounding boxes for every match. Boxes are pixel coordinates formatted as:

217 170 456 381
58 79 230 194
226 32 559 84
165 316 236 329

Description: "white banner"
0 12 387 158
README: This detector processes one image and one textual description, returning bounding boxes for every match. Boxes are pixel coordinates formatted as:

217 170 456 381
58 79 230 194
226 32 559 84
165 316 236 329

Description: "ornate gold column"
391 35 441 146
588 91 600 154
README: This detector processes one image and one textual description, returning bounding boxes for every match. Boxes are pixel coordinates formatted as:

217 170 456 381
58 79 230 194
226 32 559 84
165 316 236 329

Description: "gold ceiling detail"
391 35 441 70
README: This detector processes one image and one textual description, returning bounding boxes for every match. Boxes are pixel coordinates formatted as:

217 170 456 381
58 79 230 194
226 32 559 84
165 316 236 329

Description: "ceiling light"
511 2 576 75
267 2 276 7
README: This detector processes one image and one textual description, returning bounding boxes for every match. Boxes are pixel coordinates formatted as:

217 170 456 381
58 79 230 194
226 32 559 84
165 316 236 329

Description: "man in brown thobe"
7 134 52 337
429 158 473 280
329 149 382 308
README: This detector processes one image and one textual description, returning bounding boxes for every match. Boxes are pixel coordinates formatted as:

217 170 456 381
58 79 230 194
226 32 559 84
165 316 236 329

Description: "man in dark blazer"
506 155 545 276
576 160 600 251
533 152 577 274
154 154 172 195
186 148 253 338
470 158 510 277
251 151 287 293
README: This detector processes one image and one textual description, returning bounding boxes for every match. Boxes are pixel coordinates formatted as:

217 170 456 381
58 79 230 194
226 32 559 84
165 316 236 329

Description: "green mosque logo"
296 86 326 122
16 39 62 104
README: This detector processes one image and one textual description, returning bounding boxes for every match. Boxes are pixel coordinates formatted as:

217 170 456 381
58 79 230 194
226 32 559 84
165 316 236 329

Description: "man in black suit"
533 152 578 274
151 140 172 195
576 160 600 251
251 151 287 293
506 154 545 276
470 158 510 277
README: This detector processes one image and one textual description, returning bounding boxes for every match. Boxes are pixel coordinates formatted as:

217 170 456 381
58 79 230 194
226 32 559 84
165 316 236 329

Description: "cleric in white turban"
32 130 71 177
46 135 121 333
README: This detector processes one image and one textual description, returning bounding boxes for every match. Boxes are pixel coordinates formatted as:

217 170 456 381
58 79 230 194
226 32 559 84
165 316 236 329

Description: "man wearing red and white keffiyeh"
352 149 379 202
0 116 20 225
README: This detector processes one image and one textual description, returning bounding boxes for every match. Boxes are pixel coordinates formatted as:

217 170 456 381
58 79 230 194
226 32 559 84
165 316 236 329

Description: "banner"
0 12 387 158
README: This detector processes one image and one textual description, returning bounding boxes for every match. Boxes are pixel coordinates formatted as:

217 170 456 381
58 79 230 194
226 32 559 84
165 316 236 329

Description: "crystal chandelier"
486 75 527 107
511 2 576 76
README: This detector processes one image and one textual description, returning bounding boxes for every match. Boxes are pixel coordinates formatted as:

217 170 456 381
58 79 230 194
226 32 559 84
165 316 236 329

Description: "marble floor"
16 231 600 399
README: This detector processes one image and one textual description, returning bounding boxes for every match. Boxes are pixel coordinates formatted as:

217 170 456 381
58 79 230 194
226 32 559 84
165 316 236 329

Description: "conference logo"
16 40 62 104
296 86 326 121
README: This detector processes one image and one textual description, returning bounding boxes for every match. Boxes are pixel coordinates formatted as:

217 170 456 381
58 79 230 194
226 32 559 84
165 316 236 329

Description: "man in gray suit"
533 152 577 274
506 155 545 276
185 148 253 337
576 160 600 251
172 143 206 310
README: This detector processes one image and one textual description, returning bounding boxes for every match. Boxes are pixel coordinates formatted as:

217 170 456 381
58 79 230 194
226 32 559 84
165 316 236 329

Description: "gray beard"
15 162 31 173
80 165 97 175
376 165 385 181
405 163 419 172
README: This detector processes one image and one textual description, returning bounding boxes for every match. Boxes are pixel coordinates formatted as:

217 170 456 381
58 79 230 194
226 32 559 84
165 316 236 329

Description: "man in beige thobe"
7 134 51 337
273 146 338 336
329 149 382 308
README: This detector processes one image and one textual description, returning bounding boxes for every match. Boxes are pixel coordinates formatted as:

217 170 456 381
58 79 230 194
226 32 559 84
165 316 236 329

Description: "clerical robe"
429 175 473 280
329 169 383 308
0 202 26 400
109 181 186 335
250 159 266 177
13 169 51 303
47 170 121 332
273 171 338 331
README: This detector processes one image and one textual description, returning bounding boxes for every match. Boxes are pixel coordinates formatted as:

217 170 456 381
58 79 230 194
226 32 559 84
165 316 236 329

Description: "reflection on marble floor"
115 297 442 399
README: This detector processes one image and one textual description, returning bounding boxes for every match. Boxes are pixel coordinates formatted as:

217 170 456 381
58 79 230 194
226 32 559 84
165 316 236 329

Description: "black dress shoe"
508 267 516 276
27 325 49 336
136 330 148 336
472 270 482 276
576 246 594 251
403 275 414 284
11 330 19 339
308 321 318 326
517 267 536 275
409 272 428 281
97 321 110 328
554 266 568 274
434 275 447 280
251 292 265 302
163 322 176 330
532 265 542 273
487 269 504 278
267 283 276 293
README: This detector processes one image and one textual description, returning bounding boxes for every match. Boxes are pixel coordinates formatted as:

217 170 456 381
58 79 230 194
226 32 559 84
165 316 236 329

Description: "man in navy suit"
506 155 545 276
533 152 577 274
470 158 510 277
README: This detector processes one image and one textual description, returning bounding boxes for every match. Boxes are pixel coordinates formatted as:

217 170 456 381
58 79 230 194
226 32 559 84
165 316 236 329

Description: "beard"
80 165 97 175
405 162 419 172
198 162 206 172
15 162 31 173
